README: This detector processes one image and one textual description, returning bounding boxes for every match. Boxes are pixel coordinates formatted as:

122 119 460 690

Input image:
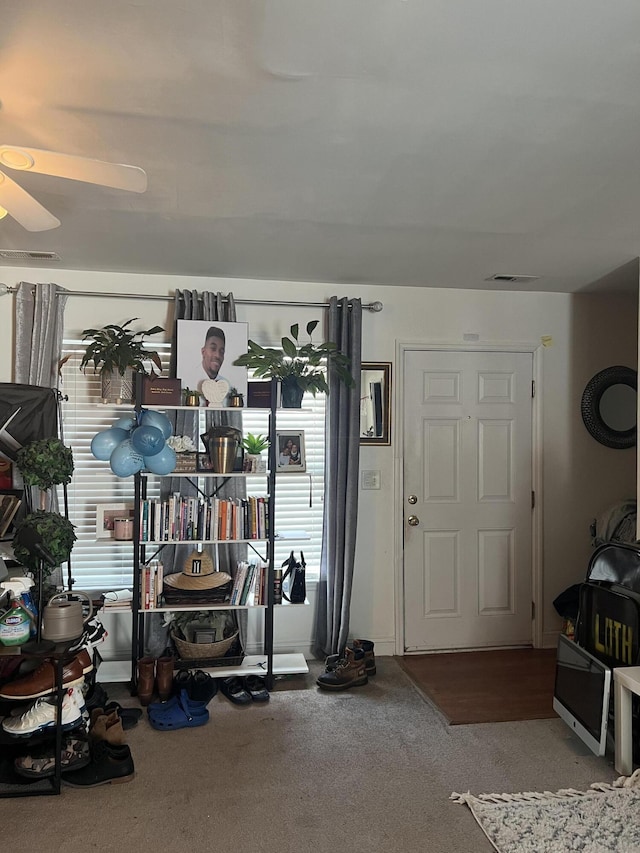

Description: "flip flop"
244 675 270 702
148 691 209 731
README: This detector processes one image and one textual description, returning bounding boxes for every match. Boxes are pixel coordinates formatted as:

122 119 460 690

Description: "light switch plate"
361 470 381 490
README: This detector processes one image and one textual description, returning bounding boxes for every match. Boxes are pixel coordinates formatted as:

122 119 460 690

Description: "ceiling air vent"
485 274 540 283
0 250 61 261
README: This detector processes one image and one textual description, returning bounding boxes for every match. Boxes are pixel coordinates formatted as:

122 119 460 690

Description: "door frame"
394 340 544 655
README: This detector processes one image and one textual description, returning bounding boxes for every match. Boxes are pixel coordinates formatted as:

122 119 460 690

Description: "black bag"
281 551 306 604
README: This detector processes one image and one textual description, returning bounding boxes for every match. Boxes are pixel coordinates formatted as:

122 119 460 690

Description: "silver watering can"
42 591 94 643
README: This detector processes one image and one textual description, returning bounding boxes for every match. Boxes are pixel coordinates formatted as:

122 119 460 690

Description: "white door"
403 350 533 651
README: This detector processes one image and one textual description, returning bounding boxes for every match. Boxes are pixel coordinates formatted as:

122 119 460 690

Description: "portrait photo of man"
176 320 248 405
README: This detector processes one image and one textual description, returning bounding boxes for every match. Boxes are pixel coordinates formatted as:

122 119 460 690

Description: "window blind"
59 341 325 591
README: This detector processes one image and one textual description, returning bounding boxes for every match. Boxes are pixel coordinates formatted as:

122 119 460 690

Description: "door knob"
408 515 420 526
408 495 417 505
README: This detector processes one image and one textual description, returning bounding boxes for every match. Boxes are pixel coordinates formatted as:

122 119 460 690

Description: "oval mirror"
581 365 637 449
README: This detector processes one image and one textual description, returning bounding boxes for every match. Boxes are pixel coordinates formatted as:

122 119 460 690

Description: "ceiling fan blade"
0 146 147 193
0 171 60 231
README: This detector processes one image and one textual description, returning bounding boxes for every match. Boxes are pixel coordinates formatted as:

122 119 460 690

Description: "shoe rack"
0 641 81 798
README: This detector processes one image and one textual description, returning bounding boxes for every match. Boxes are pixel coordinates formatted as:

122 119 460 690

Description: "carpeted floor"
0 657 614 853
397 648 557 724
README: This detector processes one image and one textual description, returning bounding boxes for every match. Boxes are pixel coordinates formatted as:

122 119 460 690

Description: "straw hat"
163 549 232 591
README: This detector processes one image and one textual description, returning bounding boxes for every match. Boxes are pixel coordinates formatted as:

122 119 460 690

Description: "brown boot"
316 647 368 691
353 639 376 676
137 657 155 706
90 711 126 746
155 655 174 702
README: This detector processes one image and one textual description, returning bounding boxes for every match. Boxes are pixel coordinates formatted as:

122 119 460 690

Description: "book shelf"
130 380 309 690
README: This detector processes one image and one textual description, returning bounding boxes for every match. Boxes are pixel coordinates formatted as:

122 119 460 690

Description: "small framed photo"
196 452 214 472
96 503 135 539
276 431 306 472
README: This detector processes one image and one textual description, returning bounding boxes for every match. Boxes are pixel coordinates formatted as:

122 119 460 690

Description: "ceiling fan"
0 145 147 232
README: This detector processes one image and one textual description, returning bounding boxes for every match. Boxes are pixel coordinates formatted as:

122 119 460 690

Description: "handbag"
281 551 306 604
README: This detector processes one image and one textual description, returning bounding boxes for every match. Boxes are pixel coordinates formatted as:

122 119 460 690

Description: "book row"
139 494 269 542
139 559 266 609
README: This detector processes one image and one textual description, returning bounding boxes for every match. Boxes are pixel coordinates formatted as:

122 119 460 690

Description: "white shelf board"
199 653 308 678
141 471 265 478
140 538 268 545
140 603 266 613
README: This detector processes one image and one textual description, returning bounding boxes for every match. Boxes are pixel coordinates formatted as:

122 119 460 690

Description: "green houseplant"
233 320 354 407
12 510 77 577
16 438 74 493
80 318 164 403
241 433 270 455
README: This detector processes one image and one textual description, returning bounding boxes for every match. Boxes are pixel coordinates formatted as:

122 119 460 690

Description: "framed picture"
360 362 392 446
96 503 135 539
196 452 214 472
175 320 249 406
276 431 306 472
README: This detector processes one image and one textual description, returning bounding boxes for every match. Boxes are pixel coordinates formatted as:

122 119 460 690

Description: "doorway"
402 347 537 652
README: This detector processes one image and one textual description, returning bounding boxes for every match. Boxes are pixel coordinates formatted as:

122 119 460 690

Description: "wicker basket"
171 629 239 660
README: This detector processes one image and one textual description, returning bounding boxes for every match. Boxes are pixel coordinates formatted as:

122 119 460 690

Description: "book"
231 562 248 605
0 493 21 538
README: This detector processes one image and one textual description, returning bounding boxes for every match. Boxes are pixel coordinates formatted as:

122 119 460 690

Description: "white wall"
0 268 636 656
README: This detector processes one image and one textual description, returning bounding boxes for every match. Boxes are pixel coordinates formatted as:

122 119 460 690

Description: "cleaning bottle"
0 595 34 646
1 577 38 637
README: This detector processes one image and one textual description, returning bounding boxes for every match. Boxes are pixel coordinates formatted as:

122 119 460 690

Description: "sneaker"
2 687 85 737
62 740 134 788
14 733 90 779
68 618 108 654
316 647 368 691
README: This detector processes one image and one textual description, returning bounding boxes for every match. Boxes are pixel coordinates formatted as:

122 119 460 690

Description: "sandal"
148 691 209 731
244 675 270 702
220 676 252 706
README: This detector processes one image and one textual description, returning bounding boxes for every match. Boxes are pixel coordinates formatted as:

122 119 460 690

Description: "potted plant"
12 510 77 578
183 387 200 407
241 433 269 473
80 318 164 404
228 387 244 408
16 438 74 497
233 320 354 408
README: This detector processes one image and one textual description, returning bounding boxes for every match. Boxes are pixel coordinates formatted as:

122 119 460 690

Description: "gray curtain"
145 289 248 656
15 282 68 387
14 281 69 587
314 296 362 657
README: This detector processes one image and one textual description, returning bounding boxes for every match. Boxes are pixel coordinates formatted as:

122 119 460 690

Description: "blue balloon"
91 428 130 461
143 444 176 476
112 415 137 432
109 439 144 478
131 425 165 457
140 410 173 440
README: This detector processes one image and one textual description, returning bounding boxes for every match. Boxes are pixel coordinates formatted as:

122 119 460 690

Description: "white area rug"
452 770 640 853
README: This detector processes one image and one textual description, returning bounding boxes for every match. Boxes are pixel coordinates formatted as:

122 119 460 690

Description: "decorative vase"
280 376 304 409
228 393 244 408
184 390 200 407
101 368 135 404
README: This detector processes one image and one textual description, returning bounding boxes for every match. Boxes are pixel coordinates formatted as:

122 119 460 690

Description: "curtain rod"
0 283 383 312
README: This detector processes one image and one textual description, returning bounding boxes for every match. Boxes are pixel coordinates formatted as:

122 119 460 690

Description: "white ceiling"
1 0 640 293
